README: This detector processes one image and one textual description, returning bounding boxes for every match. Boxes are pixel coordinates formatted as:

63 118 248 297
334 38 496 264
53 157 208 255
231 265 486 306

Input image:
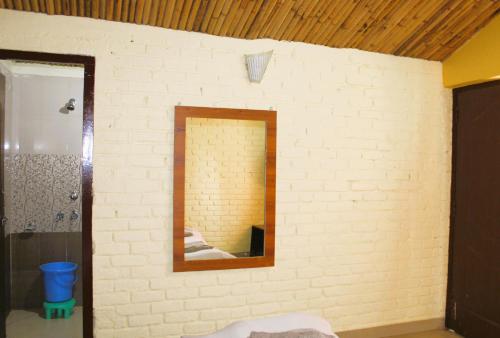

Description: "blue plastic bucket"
40 262 78 303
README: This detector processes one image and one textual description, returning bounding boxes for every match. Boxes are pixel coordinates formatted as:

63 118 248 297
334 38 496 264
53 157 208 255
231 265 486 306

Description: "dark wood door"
447 80 500 338
0 70 6 338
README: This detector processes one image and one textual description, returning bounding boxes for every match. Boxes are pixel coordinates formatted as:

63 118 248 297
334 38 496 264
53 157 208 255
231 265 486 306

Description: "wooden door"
447 80 500 338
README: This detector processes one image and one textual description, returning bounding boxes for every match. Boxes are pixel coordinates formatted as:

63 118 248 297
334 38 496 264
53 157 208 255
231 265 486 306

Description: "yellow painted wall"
443 15 500 88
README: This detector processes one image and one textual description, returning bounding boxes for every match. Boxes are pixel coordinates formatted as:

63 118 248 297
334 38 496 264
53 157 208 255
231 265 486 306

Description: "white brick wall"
0 9 452 338
185 118 266 253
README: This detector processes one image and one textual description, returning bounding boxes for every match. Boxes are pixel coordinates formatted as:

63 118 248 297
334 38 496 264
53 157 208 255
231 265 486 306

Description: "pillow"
249 329 335 338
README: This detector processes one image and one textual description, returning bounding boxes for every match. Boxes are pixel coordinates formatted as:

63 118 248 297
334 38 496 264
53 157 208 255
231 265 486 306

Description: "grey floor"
6 307 83 338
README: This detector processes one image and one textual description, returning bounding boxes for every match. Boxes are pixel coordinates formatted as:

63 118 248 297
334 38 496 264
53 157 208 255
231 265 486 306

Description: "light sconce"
245 50 273 83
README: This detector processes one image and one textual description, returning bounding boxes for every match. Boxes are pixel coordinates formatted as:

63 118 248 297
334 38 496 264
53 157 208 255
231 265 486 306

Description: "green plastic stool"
43 298 76 319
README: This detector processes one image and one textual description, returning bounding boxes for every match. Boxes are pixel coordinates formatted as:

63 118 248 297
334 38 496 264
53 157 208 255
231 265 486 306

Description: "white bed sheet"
181 313 338 338
184 228 236 260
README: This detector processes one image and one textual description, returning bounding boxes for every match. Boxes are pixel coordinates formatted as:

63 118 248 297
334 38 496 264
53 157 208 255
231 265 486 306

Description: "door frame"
445 79 500 332
0 49 94 338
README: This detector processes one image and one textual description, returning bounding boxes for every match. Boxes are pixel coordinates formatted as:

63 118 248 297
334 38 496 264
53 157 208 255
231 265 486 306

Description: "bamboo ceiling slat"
148 0 159 25
246 0 278 39
2 0 498 61
192 0 208 31
415 0 479 59
134 0 144 23
305 0 338 43
294 0 330 42
218 0 240 36
430 1 492 56
358 0 421 51
40 0 47 12
171 0 184 28
394 0 465 56
155 0 166 26
90 0 97 18
206 0 225 34
225 0 247 36
120 0 128 21
344 0 392 47
380 0 444 54
162 0 175 28
323 0 359 46
211 0 231 35
282 0 315 41
143 0 153 24
238 0 264 37
433 5 498 60
177 0 192 30
63 0 70 15
30 0 39 12
405 0 473 58
105 0 112 20
332 0 377 48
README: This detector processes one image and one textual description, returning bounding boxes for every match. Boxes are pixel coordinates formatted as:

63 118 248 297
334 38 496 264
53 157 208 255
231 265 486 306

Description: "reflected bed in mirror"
173 106 276 272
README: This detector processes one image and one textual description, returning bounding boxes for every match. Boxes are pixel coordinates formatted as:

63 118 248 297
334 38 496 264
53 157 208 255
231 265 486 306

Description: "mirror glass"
184 117 266 261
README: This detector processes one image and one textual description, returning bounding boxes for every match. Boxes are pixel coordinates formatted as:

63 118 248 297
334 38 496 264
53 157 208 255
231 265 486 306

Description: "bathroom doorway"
0 50 94 338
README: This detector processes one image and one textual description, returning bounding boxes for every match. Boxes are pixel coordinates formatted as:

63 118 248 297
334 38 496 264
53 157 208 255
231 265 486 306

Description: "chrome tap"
56 211 64 222
70 210 80 221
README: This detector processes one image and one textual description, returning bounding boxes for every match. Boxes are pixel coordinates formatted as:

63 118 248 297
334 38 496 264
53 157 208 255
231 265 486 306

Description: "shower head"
66 98 76 111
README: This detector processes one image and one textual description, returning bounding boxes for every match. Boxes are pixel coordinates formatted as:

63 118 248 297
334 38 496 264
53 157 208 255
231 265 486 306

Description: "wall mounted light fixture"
245 50 273 83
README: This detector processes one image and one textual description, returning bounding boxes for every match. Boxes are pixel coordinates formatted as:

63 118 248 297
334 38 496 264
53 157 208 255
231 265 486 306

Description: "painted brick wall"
185 118 266 254
0 10 452 338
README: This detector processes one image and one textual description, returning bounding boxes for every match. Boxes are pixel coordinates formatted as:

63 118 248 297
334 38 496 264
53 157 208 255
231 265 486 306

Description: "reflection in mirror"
184 118 266 261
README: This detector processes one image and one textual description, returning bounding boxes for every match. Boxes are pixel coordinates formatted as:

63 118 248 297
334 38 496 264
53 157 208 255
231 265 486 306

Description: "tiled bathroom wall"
5 153 82 233
0 62 84 309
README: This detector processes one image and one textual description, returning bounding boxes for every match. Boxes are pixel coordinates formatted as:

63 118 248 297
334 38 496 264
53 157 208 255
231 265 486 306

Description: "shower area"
0 60 83 338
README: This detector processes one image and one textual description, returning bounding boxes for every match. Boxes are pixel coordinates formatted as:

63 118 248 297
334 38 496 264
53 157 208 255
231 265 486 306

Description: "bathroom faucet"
70 210 80 221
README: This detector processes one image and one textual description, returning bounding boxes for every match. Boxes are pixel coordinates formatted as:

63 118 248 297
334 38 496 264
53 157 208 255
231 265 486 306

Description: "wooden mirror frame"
173 106 276 272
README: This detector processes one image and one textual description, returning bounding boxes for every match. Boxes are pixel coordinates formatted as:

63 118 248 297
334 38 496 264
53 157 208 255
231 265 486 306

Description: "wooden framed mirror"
173 106 276 272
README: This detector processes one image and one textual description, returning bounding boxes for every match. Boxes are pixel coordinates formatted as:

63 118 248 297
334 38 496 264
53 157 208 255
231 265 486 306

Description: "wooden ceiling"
1 0 498 61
